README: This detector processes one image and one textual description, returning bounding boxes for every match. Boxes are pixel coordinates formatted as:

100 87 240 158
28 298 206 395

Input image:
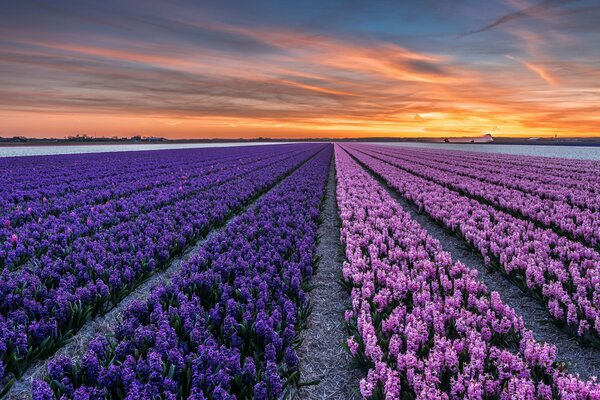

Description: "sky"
0 0 599 139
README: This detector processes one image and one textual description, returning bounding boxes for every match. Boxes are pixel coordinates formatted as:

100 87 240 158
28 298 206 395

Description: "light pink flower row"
365 144 600 200
356 145 600 246
343 145 600 344
334 145 599 399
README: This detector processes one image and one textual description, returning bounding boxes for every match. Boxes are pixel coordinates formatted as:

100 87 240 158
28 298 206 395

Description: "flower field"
1 143 599 399
0 143 327 397
342 145 600 345
335 146 600 399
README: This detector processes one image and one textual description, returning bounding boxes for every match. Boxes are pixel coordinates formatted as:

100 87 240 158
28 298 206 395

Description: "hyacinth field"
1 143 599 399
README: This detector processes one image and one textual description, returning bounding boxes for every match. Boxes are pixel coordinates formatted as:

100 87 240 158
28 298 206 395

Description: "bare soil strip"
297 156 362 399
348 148 600 381
7 149 326 399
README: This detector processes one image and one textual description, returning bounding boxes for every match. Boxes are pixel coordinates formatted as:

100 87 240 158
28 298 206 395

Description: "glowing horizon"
1 1 599 139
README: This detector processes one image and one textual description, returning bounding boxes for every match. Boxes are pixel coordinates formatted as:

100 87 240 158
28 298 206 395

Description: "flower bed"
367 145 600 198
0 144 324 389
0 145 299 271
357 145 600 247
335 145 600 399
343 145 600 345
32 145 331 399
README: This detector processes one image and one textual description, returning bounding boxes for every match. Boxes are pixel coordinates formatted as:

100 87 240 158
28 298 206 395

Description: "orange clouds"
521 61 558 85
505 55 559 85
0 16 598 139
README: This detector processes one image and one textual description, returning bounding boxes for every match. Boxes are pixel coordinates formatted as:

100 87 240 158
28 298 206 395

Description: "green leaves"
0 378 14 398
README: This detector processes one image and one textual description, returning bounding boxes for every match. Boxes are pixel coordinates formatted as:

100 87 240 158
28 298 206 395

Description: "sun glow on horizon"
0 1 598 139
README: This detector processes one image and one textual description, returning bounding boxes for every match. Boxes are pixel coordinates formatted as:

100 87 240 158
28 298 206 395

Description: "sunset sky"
1 0 599 139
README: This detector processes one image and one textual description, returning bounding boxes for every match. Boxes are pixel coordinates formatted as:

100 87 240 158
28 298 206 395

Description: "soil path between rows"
347 146 600 381
297 156 362 399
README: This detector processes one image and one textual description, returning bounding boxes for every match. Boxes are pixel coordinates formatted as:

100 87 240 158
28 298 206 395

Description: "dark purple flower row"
0 154 225 231
342 145 600 345
0 146 287 227
0 147 300 271
32 145 331 400
0 144 323 389
0 146 282 190
357 146 600 248
0 147 253 209
334 145 599 399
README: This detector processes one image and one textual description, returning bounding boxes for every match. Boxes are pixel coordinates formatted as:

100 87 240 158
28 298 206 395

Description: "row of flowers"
343 145 600 346
0 144 324 392
373 146 600 199
1 147 246 216
0 146 301 271
358 146 600 248
2 146 292 225
1 145 280 194
1 152 235 230
403 145 600 179
334 145 600 399
32 145 332 399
